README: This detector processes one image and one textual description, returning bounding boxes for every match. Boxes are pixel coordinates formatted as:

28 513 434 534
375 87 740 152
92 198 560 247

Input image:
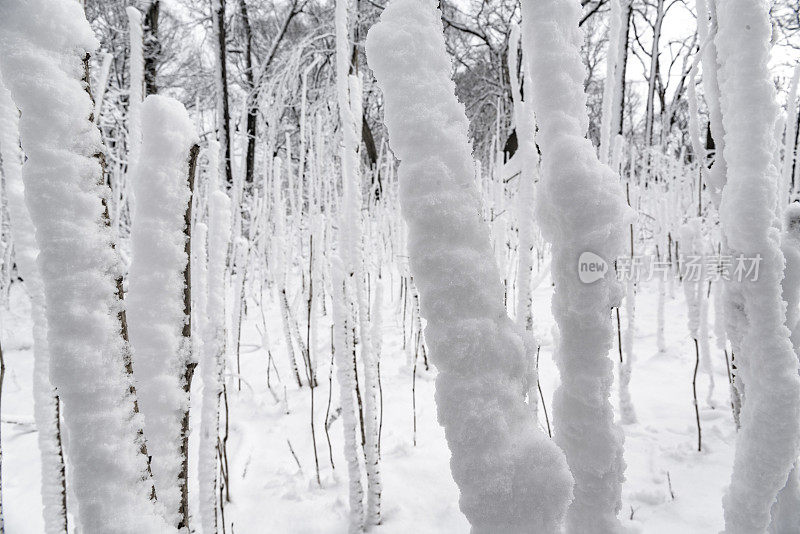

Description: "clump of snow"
366 0 573 530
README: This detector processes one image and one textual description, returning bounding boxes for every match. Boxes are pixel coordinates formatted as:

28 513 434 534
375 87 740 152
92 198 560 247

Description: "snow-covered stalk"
331 258 364 533
126 6 144 219
211 0 232 187
520 0 631 529
616 139 637 425
599 0 622 164
509 25 540 415
769 204 800 532
783 67 799 205
0 79 67 534
716 0 800 528
127 95 198 529
336 0 382 527
656 200 668 354
367 1 573 530
698 280 714 406
199 185 231 534
93 52 113 126
697 0 726 205
0 1 169 530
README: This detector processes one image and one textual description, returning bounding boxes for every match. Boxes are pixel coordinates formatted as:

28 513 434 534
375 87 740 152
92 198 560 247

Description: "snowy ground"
2 271 736 533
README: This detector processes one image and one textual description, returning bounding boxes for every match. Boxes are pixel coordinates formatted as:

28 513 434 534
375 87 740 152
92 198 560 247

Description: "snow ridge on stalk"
0 0 170 531
520 0 631 530
127 95 198 528
0 80 67 534
367 1 573 531
716 0 800 530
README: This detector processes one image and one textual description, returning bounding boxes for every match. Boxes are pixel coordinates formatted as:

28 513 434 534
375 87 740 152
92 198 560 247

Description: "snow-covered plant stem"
126 6 144 217
716 0 800 528
336 0 380 528
0 79 67 534
127 95 199 529
0 1 170 531
768 204 800 532
509 25 540 416
199 185 231 534
520 0 631 529
331 258 364 533
599 0 622 165
367 1 573 531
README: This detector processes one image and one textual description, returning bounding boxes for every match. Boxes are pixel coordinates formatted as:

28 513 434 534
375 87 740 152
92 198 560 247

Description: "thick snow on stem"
0 79 67 534
199 186 230 534
716 0 800 530
127 95 198 527
0 1 169 531
769 204 800 532
126 7 144 199
520 0 631 530
367 0 573 531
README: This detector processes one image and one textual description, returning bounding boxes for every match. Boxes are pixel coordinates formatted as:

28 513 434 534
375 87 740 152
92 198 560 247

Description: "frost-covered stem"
337 0 379 527
611 0 632 137
520 0 630 529
279 287 303 387
783 66 799 205
0 334 3 534
307 235 321 487
212 0 233 186
368 1 573 530
599 0 622 164
93 52 113 126
716 0 800 528
0 2 168 530
178 144 199 530
126 6 144 187
199 187 231 534
657 254 666 353
509 25 540 415
0 80 67 534
127 96 199 529
769 205 800 532
699 280 714 406
697 0 727 205
644 0 665 147
331 260 364 533
692 338 702 452
617 140 636 425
